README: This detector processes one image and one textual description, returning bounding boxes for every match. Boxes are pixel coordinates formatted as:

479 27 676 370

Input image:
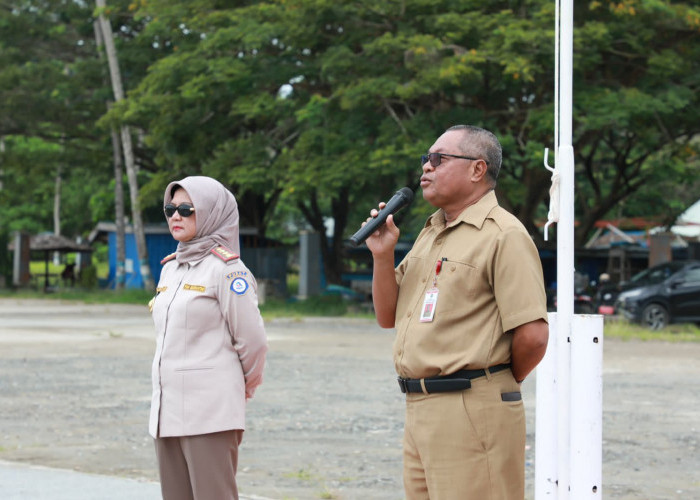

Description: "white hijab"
163 176 240 264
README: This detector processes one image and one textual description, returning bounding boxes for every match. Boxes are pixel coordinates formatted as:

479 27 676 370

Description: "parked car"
615 260 700 330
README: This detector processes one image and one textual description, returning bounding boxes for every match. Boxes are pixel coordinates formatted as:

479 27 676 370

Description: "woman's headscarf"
163 176 240 264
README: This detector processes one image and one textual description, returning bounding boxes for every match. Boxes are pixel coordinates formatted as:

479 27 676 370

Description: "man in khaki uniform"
367 125 548 499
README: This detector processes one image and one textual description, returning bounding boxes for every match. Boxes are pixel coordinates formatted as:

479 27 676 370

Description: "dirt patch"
0 299 698 499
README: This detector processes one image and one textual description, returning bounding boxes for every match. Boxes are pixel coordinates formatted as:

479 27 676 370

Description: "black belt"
397 363 511 394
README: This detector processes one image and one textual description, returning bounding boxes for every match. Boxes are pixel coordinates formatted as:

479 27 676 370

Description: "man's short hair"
447 125 502 185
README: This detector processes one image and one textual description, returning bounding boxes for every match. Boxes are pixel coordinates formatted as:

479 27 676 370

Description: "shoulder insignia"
211 246 239 262
160 253 176 265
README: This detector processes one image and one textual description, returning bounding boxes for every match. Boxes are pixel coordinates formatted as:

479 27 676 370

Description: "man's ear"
470 159 488 183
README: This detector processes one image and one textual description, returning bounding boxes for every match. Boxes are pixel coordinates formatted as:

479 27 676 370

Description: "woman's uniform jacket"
149 246 268 438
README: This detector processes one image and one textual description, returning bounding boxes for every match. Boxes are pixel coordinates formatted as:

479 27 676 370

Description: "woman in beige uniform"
149 176 268 500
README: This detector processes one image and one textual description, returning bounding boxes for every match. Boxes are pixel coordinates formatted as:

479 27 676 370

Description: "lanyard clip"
435 257 447 275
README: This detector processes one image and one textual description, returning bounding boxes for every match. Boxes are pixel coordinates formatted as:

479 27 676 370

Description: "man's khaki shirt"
393 190 548 379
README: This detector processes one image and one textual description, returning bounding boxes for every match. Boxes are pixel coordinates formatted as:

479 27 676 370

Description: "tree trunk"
94 21 127 290
297 189 349 286
110 122 127 289
95 0 153 290
0 137 4 191
53 164 62 266
53 166 61 237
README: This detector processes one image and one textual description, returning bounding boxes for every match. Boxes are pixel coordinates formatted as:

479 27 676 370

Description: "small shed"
10 232 93 290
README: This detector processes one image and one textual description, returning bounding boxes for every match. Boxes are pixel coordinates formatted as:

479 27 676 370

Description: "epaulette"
160 253 177 265
211 245 239 262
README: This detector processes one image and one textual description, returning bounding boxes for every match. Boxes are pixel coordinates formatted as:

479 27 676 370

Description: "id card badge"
420 287 439 322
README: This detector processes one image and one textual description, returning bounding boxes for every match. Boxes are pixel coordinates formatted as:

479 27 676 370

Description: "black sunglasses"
164 203 196 218
420 152 487 168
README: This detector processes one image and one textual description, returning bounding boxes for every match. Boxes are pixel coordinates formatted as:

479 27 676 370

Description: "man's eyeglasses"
164 203 196 218
420 152 487 168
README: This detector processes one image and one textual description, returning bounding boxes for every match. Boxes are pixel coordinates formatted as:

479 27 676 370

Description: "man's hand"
365 202 401 328
365 202 400 257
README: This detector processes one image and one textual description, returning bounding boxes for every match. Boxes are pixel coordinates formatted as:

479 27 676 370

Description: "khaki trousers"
154 430 243 500
403 370 525 500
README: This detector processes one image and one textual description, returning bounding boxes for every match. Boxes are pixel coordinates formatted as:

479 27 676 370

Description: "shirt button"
407 311 412 317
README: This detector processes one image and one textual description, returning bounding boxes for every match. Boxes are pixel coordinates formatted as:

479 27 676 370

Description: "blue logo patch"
230 277 249 295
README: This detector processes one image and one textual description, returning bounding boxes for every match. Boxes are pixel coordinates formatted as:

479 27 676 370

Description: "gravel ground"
0 299 698 499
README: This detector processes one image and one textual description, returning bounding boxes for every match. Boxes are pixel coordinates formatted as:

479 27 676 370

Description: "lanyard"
432 257 446 287
422 258 445 323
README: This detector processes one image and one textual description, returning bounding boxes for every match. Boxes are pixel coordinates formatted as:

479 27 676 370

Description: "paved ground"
0 460 161 500
0 298 699 499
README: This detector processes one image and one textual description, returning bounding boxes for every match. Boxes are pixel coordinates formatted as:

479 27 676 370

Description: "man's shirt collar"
426 190 498 231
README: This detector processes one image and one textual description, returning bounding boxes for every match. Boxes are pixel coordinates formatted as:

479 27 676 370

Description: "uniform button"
421 277 426 283
397 349 403 356
407 311 412 317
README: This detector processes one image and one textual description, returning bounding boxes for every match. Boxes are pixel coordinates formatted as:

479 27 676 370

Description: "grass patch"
260 296 346 318
604 318 700 342
283 468 316 482
259 295 374 319
281 468 338 499
29 259 109 279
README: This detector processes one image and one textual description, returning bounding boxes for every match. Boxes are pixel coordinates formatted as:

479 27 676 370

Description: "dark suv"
615 260 700 330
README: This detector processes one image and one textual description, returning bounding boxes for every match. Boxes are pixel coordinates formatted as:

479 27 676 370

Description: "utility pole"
536 2 603 500
93 20 127 289
95 0 154 290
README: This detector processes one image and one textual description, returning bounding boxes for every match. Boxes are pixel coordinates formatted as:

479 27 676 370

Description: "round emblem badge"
230 277 249 295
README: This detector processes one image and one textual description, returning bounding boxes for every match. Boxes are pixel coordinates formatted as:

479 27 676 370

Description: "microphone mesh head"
398 187 414 203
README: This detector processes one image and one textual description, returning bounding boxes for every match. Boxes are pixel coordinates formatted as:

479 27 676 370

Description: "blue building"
89 222 177 288
89 222 288 294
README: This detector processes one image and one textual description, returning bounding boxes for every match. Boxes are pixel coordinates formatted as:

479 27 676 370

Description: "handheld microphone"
349 187 414 247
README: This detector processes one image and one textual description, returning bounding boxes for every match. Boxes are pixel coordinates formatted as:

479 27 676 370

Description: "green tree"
118 0 698 283
2 0 698 288
0 0 164 245
0 1 117 239
570 0 700 241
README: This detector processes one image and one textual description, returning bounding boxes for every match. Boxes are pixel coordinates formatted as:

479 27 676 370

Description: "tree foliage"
1 0 125 238
571 0 700 240
1 0 698 285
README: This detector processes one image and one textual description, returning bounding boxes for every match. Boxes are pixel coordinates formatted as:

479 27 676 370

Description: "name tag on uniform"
183 284 206 293
420 287 439 322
